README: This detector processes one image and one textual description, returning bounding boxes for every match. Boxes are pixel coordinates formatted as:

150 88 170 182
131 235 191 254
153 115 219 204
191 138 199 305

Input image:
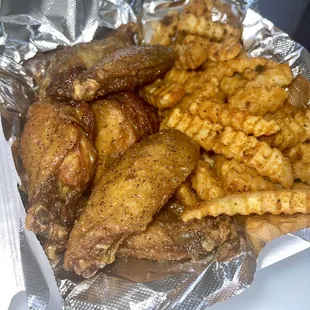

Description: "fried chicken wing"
64 130 199 277
72 45 176 101
21 101 97 260
117 199 232 260
91 91 158 186
42 24 136 100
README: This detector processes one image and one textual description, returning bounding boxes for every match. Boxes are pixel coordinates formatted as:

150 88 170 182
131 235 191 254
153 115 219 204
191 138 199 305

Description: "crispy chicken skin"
21 101 97 261
42 24 136 100
117 199 232 261
91 91 158 186
64 130 199 278
72 45 176 101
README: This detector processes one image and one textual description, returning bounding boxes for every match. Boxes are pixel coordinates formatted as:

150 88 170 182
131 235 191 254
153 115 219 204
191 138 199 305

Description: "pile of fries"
140 0 310 221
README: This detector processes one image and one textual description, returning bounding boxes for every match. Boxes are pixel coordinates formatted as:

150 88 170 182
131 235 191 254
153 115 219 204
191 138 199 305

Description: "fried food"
117 199 232 260
175 181 198 208
139 79 186 110
286 143 310 184
165 107 293 188
175 35 210 70
215 156 277 194
220 74 248 97
208 37 242 62
42 24 136 99
64 130 199 277
91 91 158 186
150 11 179 46
21 101 97 260
181 189 310 220
72 45 176 101
262 110 310 151
189 95 280 137
190 159 225 201
228 63 293 115
178 13 241 41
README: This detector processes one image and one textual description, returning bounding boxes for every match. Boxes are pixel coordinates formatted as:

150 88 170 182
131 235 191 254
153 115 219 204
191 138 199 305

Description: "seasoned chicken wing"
72 45 175 101
117 199 232 260
42 24 136 100
21 101 97 261
64 130 199 278
91 91 158 186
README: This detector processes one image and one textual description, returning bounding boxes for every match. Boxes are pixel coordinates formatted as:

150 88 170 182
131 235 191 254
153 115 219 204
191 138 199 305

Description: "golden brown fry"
229 63 293 115
189 95 280 137
64 130 199 278
215 156 277 194
220 74 247 97
175 181 198 208
150 12 179 46
190 159 225 201
286 143 310 184
181 189 310 220
202 58 268 80
139 79 185 110
164 109 293 188
178 13 241 41
175 35 210 70
262 111 310 151
208 37 242 62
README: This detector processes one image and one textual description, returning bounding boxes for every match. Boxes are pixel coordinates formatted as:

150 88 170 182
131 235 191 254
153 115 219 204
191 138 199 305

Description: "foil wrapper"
0 0 310 309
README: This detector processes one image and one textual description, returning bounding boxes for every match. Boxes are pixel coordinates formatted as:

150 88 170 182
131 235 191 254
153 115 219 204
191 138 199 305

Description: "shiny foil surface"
0 0 310 309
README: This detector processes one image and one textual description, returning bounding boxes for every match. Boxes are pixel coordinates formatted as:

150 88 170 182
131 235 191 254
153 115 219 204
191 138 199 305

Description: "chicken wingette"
20 101 97 261
64 130 199 278
91 91 158 186
117 199 232 260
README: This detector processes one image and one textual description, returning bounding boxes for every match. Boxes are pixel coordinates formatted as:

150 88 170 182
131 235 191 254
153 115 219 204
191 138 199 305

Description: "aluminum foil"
1 0 310 309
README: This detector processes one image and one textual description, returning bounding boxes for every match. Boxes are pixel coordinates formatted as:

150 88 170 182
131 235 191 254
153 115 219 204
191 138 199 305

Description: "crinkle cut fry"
215 156 277 194
164 108 293 188
263 110 310 151
189 96 280 137
181 189 310 220
190 159 225 201
178 13 241 41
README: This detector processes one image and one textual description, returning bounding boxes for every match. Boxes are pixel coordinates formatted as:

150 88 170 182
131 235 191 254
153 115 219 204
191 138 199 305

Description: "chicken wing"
91 91 158 186
64 130 199 277
72 44 176 101
117 199 232 260
20 101 97 260
42 24 136 100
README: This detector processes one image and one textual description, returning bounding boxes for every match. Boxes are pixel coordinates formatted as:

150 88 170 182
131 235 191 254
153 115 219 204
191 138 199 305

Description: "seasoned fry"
164 109 293 188
139 79 185 110
189 95 280 137
190 159 225 201
229 63 293 115
208 37 242 62
175 181 198 208
150 12 179 46
175 35 210 70
215 156 277 194
181 189 310 220
220 74 247 97
286 143 310 184
262 111 310 151
178 13 241 41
